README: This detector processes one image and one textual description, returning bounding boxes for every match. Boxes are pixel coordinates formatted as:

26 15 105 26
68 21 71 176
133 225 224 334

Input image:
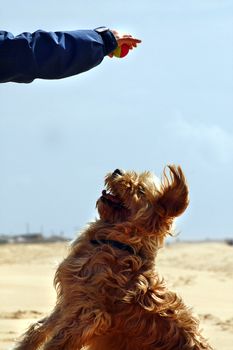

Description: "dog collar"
90 239 135 255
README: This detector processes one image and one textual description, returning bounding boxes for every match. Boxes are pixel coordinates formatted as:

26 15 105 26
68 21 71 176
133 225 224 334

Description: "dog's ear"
134 166 189 237
156 165 189 219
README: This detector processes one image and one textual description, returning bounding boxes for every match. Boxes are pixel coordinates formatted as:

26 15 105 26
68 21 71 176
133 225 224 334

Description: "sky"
0 0 233 240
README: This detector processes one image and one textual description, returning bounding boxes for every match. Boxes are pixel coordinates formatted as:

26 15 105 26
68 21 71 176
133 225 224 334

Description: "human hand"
109 30 141 58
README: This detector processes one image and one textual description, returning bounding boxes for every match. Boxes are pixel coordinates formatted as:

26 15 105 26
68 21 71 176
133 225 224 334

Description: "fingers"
111 29 142 46
118 37 141 43
109 29 141 58
122 36 141 43
117 37 141 48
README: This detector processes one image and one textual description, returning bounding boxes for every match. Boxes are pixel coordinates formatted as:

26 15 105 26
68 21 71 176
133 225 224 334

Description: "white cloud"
167 113 233 164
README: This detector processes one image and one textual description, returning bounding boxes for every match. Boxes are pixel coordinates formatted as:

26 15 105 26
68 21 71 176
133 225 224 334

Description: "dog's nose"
112 169 123 177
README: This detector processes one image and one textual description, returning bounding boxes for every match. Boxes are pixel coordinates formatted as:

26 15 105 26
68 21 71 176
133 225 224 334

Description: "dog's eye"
138 186 145 195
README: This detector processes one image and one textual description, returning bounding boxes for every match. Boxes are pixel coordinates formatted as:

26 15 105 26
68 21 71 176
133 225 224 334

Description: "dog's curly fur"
14 165 213 350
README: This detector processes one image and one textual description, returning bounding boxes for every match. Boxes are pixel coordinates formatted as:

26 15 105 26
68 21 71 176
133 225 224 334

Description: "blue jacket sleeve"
0 29 117 83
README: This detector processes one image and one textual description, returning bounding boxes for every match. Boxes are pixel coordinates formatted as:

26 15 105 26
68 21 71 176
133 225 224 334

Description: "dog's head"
96 165 189 237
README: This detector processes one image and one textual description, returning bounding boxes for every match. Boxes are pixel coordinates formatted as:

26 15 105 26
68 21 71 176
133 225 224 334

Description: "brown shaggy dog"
14 165 213 350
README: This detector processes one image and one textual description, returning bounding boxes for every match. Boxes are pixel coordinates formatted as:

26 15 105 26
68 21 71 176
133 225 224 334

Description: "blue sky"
0 0 232 240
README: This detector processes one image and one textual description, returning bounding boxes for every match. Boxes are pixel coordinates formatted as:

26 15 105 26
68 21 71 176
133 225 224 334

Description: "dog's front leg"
43 309 112 350
14 308 60 350
42 330 83 350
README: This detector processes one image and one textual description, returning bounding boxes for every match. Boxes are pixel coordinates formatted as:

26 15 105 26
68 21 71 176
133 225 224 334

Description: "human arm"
0 28 117 83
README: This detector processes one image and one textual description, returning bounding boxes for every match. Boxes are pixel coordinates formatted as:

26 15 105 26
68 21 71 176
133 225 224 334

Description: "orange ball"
113 44 130 58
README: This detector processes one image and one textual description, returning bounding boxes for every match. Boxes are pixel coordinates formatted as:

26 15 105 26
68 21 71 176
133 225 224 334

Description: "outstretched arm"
0 28 116 83
0 27 141 83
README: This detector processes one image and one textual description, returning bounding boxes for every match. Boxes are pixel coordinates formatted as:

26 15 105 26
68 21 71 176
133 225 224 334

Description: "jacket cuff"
94 27 117 56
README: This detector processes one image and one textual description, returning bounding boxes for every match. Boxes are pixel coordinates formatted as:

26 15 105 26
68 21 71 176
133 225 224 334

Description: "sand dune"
0 242 232 349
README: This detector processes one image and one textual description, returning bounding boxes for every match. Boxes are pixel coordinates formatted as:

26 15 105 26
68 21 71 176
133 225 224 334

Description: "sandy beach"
0 241 232 350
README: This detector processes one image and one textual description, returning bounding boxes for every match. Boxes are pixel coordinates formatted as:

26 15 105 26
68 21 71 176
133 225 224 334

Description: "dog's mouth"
101 190 124 208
